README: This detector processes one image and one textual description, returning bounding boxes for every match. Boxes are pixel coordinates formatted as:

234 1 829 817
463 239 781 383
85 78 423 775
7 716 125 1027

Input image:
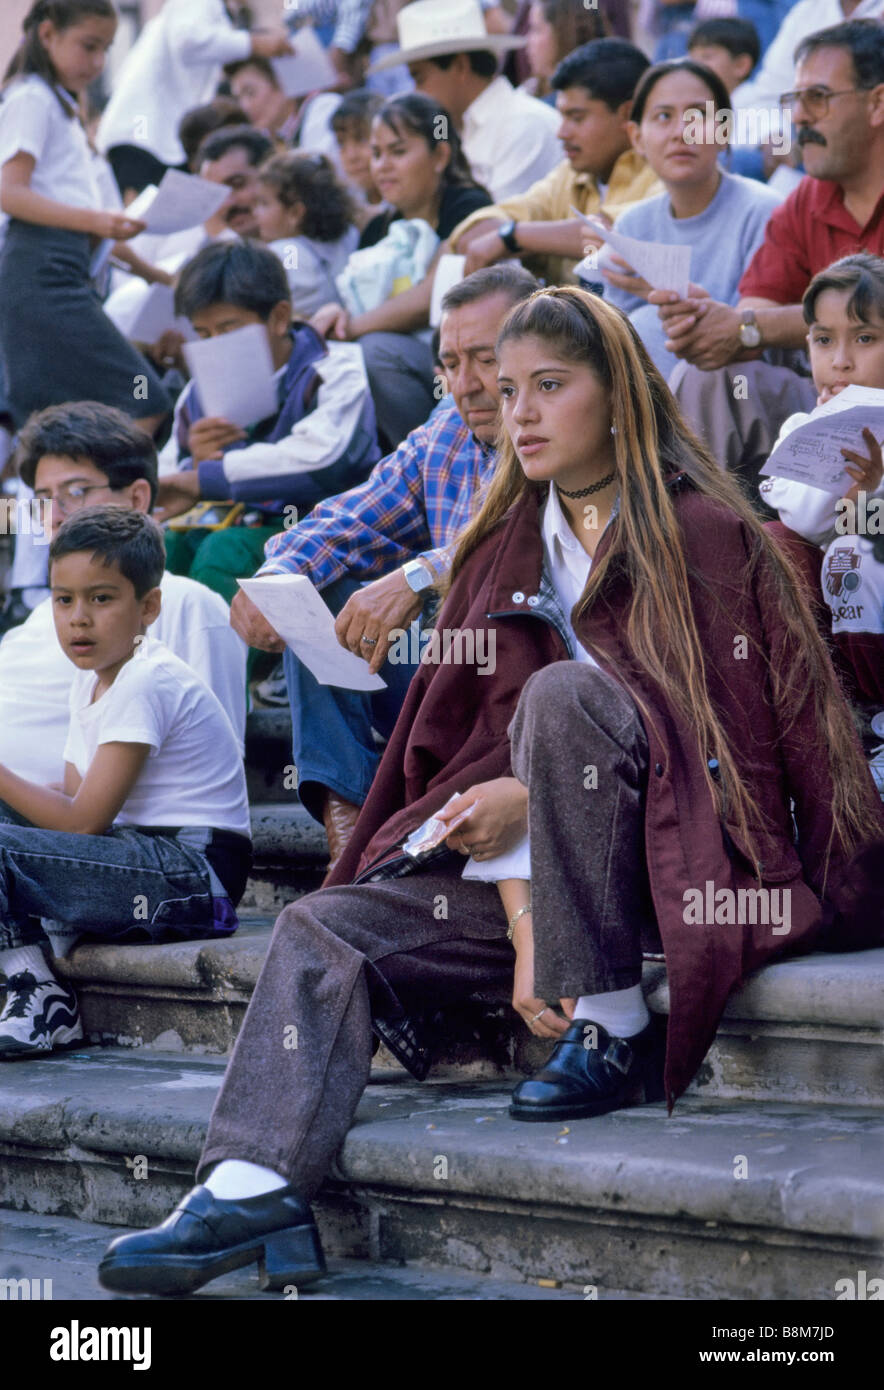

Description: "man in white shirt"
370 0 560 201
97 0 292 198
0 402 247 787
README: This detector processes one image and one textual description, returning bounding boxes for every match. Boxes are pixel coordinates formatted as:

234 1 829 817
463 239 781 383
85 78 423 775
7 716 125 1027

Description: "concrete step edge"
0 1049 882 1243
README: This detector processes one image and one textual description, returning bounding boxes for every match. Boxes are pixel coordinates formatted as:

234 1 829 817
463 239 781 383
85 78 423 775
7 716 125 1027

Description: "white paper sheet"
126 170 230 235
105 280 194 343
429 253 466 327
571 207 692 299
760 384 884 493
272 27 338 98
182 323 279 429
239 574 387 691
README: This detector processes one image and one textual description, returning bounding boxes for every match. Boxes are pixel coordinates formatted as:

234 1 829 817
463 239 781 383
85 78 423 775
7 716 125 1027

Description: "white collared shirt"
461 75 560 204
0 76 102 221
541 482 600 667
97 0 251 166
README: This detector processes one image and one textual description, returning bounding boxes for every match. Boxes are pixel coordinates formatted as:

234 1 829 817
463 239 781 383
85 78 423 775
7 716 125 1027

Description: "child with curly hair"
253 151 359 318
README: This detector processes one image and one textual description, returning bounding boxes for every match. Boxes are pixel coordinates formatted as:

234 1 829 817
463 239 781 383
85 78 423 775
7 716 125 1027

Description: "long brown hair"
449 286 878 870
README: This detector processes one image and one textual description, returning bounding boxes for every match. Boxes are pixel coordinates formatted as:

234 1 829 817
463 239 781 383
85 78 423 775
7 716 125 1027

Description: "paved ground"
0 1208 652 1301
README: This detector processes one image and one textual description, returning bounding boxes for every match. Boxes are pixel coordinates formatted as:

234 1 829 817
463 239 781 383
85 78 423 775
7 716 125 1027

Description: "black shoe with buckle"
509 1018 663 1122
98 1184 326 1296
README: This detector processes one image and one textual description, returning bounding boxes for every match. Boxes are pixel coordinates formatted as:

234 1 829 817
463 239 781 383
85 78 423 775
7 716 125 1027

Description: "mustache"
797 128 827 147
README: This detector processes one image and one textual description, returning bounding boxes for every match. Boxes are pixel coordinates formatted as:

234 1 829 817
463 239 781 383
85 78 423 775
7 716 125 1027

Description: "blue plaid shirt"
259 403 496 589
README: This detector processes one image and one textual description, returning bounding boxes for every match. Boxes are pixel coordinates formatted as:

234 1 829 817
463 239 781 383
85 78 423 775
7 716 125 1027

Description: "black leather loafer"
98 1184 326 1296
509 1018 664 1122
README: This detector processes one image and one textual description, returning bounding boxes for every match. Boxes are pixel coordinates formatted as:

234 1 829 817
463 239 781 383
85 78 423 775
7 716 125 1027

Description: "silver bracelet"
506 902 532 940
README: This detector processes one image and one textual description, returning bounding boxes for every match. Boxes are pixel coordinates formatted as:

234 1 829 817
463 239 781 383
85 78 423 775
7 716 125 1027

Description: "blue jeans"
285 575 422 822
0 800 244 951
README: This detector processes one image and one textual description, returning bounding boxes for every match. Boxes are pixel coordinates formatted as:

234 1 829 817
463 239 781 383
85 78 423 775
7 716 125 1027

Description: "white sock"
574 984 649 1038
204 1159 288 1200
0 944 52 981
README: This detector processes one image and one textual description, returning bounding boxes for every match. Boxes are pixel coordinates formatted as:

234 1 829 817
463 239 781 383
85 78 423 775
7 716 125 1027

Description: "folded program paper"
238 573 387 691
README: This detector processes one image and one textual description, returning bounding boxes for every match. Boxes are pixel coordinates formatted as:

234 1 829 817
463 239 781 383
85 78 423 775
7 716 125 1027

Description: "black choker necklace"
556 469 616 499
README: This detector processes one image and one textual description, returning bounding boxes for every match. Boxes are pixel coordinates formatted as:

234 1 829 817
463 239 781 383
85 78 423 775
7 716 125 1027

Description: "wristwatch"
498 219 520 254
402 558 435 594
738 309 762 349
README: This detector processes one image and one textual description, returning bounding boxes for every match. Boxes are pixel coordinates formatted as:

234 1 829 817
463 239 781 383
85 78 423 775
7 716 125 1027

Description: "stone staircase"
1 710 883 1300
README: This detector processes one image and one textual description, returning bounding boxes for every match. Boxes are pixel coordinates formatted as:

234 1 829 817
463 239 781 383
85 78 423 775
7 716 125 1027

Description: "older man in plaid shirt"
231 266 538 865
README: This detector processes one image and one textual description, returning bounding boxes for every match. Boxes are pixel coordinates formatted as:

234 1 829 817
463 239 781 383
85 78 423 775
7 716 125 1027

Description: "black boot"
509 1018 663 1122
98 1184 326 1295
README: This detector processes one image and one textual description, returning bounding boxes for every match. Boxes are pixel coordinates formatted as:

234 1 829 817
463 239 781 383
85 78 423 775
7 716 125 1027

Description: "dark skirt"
0 220 170 430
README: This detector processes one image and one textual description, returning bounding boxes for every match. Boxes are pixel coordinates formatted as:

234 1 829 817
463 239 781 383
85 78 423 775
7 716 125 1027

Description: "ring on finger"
530 1007 548 1023
360 635 378 647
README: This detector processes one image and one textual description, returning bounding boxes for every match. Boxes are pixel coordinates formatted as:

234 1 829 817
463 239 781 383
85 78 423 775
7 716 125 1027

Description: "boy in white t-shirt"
0 506 252 1058
0 400 247 788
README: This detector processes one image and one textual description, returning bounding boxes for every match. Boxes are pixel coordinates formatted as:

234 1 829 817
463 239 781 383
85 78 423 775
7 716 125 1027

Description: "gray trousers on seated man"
200 663 661 1199
359 330 437 450
670 359 817 503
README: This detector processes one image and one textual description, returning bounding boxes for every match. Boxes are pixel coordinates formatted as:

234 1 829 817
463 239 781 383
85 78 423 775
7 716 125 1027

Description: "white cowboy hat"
369 0 526 75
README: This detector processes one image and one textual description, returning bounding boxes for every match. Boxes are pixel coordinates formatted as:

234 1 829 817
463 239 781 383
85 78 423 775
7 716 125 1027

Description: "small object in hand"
402 794 472 860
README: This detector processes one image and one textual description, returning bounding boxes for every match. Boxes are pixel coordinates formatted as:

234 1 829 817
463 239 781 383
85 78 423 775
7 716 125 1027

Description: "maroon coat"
329 478 884 1105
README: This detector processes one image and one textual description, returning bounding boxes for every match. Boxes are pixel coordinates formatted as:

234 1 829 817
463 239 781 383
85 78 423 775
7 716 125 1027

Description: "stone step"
242 800 327 912
53 917 884 1109
244 708 294 804
0 1049 881 1300
1 1207 650 1301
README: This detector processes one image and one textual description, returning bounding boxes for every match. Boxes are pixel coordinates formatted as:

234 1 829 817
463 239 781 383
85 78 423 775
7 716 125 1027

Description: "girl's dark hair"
331 88 385 138
630 57 731 124
803 252 884 327
175 240 290 323
49 504 165 598
539 0 608 69
450 286 881 871
258 151 355 242
373 93 486 193
4 0 116 116
16 401 159 508
223 55 280 86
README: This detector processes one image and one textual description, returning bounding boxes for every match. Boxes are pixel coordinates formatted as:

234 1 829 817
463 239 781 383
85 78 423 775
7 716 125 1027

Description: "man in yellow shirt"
450 38 662 286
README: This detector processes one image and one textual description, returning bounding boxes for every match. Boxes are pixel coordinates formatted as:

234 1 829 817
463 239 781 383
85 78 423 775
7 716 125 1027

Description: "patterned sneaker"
0 970 83 1057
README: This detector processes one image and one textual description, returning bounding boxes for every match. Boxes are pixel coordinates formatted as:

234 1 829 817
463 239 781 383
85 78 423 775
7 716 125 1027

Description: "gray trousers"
670 359 817 501
200 663 659 1197
359 331 436 449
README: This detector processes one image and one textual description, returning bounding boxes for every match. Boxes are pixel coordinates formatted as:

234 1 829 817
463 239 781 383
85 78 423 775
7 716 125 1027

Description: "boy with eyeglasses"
0 401 247 791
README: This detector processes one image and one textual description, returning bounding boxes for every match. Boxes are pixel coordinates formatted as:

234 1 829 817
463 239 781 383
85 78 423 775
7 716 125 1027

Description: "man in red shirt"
652 19 884 487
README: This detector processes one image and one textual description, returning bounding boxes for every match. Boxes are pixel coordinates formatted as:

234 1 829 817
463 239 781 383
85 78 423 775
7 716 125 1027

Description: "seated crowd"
0 0 882 1299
